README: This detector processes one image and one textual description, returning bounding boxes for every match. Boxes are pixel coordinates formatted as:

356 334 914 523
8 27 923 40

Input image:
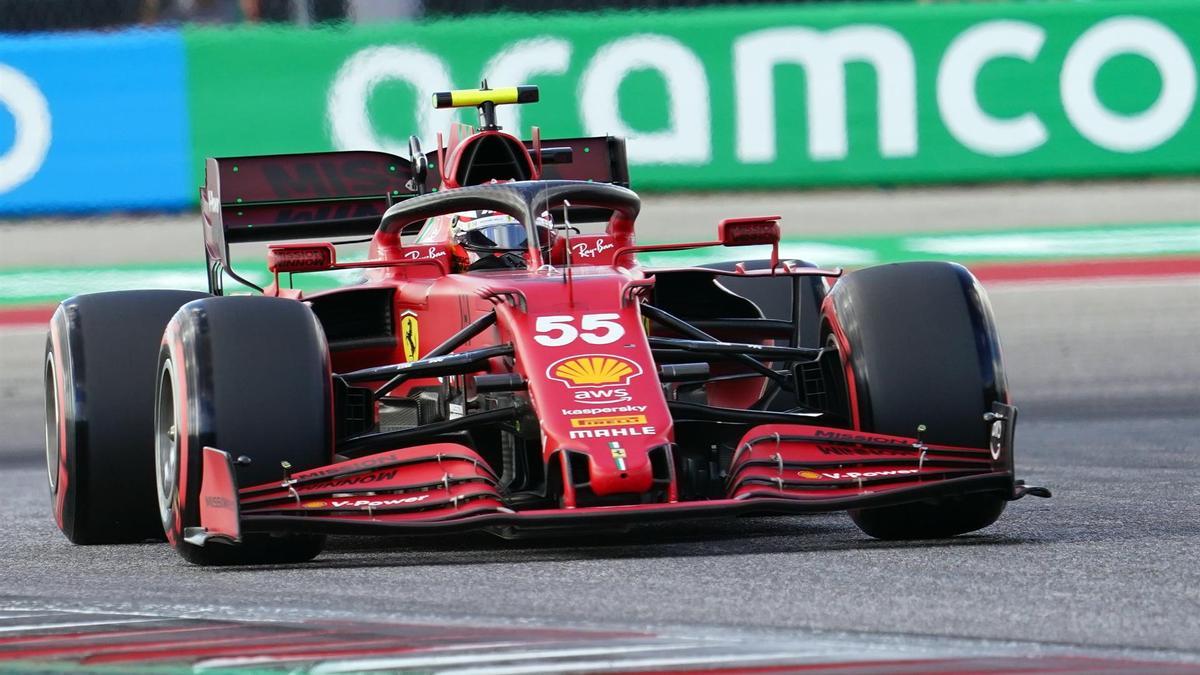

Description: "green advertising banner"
184 0 1200 192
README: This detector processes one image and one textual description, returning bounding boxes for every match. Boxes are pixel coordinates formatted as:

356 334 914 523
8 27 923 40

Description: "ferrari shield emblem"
400 311 419 362
609 441 627 471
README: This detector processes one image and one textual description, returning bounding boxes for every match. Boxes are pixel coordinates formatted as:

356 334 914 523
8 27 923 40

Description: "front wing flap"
191 404 1045 542
728 412 1012 502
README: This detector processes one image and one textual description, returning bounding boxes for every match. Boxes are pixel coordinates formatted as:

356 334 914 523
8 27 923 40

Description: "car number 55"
534 314 624 346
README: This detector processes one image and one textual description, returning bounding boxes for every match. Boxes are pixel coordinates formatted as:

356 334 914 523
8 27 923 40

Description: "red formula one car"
44 85 1048 564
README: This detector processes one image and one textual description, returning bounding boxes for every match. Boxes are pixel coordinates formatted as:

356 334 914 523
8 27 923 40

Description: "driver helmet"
451 211 554 270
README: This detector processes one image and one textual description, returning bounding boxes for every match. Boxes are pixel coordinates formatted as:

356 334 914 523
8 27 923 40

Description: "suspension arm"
339 344 514 384
338 406 520 458
640 303 790 388
648 336 821 362
373 311 498 400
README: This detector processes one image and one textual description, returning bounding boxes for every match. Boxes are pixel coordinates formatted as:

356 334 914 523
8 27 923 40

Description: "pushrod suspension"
340 344 513 384
640 303 790 388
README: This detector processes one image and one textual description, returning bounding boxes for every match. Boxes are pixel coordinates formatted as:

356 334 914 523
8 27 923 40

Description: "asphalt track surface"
1 272 1198 671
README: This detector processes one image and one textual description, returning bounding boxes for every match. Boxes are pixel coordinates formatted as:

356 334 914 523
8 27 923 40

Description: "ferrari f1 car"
44 84 1048 565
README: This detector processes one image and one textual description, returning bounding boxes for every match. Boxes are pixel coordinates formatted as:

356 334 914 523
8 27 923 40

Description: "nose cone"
573 439 655 496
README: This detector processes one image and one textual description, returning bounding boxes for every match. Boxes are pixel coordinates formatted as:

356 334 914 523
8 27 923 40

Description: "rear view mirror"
718 216 781 247
268 243 336 274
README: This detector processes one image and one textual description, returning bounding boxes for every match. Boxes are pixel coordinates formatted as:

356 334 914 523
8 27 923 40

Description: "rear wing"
201 136 628 294
528 136 629 185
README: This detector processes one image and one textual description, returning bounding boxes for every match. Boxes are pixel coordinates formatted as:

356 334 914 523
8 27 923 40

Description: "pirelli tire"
44 290 211 544
822 262 1009 539
155 296 331 565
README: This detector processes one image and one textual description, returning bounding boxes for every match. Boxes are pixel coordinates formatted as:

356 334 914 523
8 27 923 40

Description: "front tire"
823 262 1009 539
45 290 210 544
156 296 331 565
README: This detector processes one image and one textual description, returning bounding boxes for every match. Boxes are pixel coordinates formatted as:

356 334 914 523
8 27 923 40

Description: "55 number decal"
534 314 624 346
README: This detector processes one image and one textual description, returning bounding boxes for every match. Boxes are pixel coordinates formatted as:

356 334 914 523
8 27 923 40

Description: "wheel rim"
154 360 179 529
43 352 60 494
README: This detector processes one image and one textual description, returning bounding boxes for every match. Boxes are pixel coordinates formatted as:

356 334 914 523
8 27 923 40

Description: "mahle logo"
326 15 1195 166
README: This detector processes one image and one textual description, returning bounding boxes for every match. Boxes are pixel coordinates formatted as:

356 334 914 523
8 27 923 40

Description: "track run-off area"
0 181 1197 672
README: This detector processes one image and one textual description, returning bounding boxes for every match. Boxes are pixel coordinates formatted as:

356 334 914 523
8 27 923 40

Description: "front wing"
187 403 1048 545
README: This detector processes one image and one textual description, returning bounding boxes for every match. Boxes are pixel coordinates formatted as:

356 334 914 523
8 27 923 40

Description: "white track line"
439 650 847 675
191 640 571 671
308 643 697 674
0 617 164 633
0 613 75 623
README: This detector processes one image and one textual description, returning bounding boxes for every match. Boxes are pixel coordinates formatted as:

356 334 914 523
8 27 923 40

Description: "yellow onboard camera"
432 82 539 130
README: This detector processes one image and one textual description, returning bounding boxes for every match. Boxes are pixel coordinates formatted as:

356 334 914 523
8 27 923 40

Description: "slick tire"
45 290 211 544
822 262 1009 539
156 296 331 565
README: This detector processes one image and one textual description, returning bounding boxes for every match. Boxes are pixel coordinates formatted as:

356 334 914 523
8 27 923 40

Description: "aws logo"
547 355 642 388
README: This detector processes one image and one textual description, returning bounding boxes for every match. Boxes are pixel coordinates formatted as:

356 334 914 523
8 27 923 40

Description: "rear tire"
156 296 331 565
822 262 1009 539
45 290 210 544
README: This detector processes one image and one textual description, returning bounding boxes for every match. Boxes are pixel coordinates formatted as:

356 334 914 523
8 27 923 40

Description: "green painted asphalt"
1 222 1198 306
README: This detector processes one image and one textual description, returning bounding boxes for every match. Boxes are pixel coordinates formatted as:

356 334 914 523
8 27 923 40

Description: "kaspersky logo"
547 355 642 388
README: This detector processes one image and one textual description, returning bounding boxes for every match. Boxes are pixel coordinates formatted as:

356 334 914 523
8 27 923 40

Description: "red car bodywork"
187 97 1038 545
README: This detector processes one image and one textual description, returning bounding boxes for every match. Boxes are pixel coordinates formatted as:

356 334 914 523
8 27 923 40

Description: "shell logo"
797 471 823 480
548 354 643 388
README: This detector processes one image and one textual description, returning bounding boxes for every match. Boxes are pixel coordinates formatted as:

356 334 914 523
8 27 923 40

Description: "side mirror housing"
268 243 336 274
718 216 781 247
